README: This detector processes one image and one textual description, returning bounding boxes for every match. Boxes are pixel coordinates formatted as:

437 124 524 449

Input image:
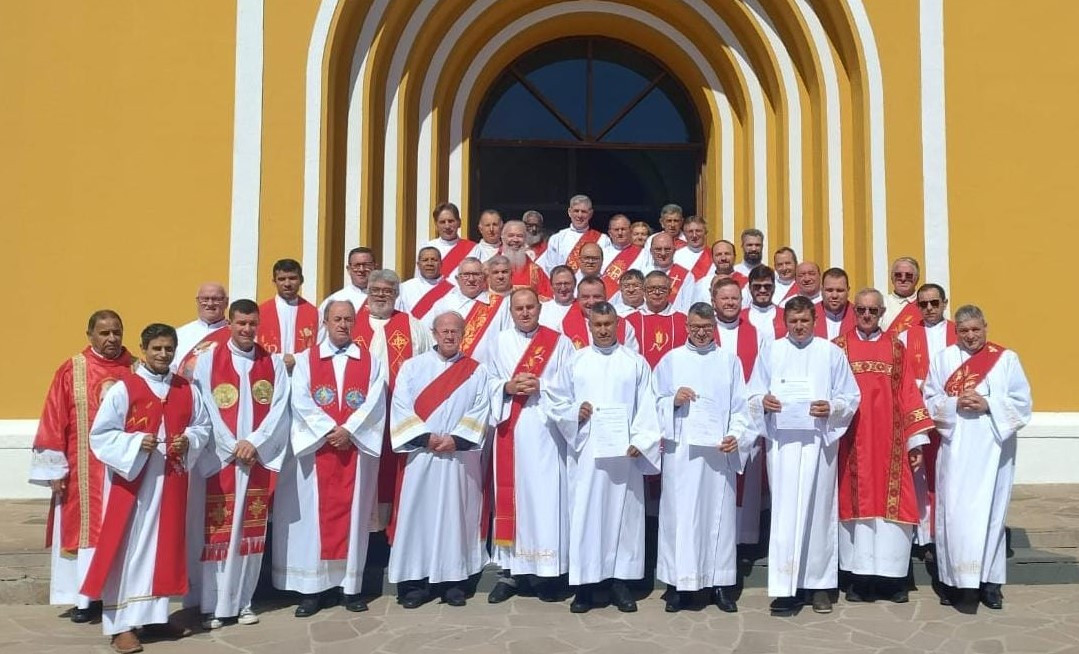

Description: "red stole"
601 245 642 297
256 297 318 354
410 279 454 320
460 295 503 357
81 372 193 598
665 264 690 304
779 281 799 302
905 320 957 381
815 303 855 340
176 327 231 379
493 328 559 545
308 348 372 560
943 342 1006 397
386 356 481 543
353 308 414 388
714 320 759 382
689 250 712 282
565 229 602 272
741 307 785 341
529 242 548 259
202 343 277 561
886 299 922 334
562 305 628 349
441 238 477 274
511 262 553 300
731 272 748 289
625 311 687 369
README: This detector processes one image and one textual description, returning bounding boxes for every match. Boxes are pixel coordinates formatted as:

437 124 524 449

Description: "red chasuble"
201 343 278 561
441 238 477 275
561 304 630 349
714 319 759 382
307 348 372 559
565 229 603 272
410 279 454 320
460 295 504 357
510 261 553 300
493 327 559 545
601 245 643 297
256 297 319 354
177 328 231 380
835 334 934 524
529 241 548 259
815 303 855 340
385 356 481 543
81 372 193 598
886 300 922 334
625 311 687 369
35 348 137 554
664 264 691 305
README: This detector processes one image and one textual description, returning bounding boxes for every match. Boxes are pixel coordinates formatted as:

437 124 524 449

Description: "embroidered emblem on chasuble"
213 384 239 409
313 386 337 407
345 389 366 410
251 379 274 405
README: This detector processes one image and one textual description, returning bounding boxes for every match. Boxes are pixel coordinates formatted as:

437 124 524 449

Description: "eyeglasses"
368 288 395 297
580 256 602 263
196 297 227 304
458 272 484 279
854 306 881 316
620 282 642 291
349 262 376 271
892 272 915 281
645 287 670 294
917 299 942 309
749 283 774 291
687 324 714 333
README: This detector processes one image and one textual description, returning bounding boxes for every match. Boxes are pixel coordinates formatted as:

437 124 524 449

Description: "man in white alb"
473 209 503 262
398 246 451 319
538 265 577 330
424 202 476 282
175 283 229 368
773 247 800 307
538 194 611 273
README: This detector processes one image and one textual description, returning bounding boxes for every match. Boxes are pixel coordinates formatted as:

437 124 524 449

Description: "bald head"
651 232 675 267
196 282 229 324
796 262 822 297
579 242 604 275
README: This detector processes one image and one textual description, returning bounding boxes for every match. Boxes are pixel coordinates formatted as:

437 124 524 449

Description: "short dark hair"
748 265 776 283
774 246 798 264
590 301 617 317
577 274 605 293
417 245 441 260
710 277 742 296
140 323 177 349
644 270 671 285
822 267 849 284
620 269 645 284
433 202 461 222
917 283 947 302
348 246 375 262
229 299 260 320
550 264 574 280
740 228 764 242
272 258 303 276
785 295 816 318
687 302 716 321
87 309 123 333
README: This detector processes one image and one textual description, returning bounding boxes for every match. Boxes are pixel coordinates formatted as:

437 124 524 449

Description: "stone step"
1010 527 1079 549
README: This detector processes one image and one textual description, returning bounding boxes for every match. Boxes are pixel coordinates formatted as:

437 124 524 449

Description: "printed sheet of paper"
590 403 630 458
774 378 817 430
685 396 724 447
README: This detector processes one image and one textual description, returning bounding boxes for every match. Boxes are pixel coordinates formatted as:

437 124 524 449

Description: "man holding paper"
654 302 756 613
559 302 662 614
747 295 860 615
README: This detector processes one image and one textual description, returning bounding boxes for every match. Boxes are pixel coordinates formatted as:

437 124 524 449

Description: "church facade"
2 0 1077 494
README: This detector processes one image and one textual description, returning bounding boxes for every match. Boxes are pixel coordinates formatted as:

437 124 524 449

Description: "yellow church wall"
944 1 1079 410
1 2 236 417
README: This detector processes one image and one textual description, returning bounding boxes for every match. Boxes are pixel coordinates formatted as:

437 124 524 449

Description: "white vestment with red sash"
85 366 211 635
272 342 387 594
924 343 1032 589
426 237 478 284
775 278 798 307
554 344 662 586
387 350 492 584
643 262 703 313
654 343 755 590
486 326 576 576
537 299 574 331
427 289 510 364
188 340 291 618
882 293 920 333
538 226 611 273
398 276 445 317
316 284 369 342
559 304 640 353
257 295 319 355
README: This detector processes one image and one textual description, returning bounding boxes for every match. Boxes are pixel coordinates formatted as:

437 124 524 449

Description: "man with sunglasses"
742 265 786 340
833 289 933 604
882 257 921 333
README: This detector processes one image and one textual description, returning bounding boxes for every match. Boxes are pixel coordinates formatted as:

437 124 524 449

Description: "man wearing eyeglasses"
575 242 605 283
539 266 577 330
426 257 510 365
882 257 921 333
625 271 688 369
833 289 933 604
612 269 646 317
174 283 229 370
319 247 376 323
642 232 698 313
742 265 786 341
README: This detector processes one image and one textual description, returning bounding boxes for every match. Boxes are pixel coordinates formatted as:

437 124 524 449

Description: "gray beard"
504 248 529 270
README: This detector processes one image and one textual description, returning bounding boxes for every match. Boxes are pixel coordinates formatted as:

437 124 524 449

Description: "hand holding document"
590 403 630 458
773 379 818 430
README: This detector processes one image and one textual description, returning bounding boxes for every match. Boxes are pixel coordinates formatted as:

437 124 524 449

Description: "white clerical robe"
187 341 291 618
89 366 212 635
775 278 797 307
427 289 511 364
538 227 612 272
397 276 443 314
426 237 470 285
610 293 645 317
388 350 491 584
601 244 646 275
473 239 501 263
654 344 755 591
881 292 917 332
924 345 1032 589
640 263 705 313
317 284 369 343
174 318 228 371
486 327 577 576
733 261 757 277
556 344 662 585
538 299 574 331
745 303 780 341
272 342 387 595
748 336 860 597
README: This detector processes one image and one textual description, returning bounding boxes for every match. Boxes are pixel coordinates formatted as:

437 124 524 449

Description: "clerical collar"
890 291 915 303
786 334 814 349
570 225 589 234
686 340 716 354
592 343 618 355
684 245 703 254
856 328 882 341
199 318 228 329
481 239 499 247
717 318 740 330
228 339 257 359
825 306 848 320
437 236 459 245
88 346 113 360
436 349 463 362
643 305 673 316
276 294 301 307
421 276 442 285
138 363 170 382
350 283 367 293
924 318 944 328
321 340 357 358
750 303 773 313
516 326 539 338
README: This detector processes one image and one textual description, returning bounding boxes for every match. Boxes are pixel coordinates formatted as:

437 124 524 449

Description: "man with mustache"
500 220 552 299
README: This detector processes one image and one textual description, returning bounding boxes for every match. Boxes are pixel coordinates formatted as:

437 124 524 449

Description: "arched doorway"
471 37 705 234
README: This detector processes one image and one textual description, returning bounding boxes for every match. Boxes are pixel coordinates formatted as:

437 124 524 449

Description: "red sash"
460 295 503 357
731 271 748 289
256 297 318 354
493 328 559 545
625 311 687 369
201 344 278 561
779 281 799 302
565 229 602 272
353 309 413 388
511 262 553 300
308 348 372 560
601 245 642 297
886 300 922 334
741 307 785 341
815 303 855 339
441 239 477 274
905 320 957 381
943 342 1006 397
714 320 759 382
81 373 193 598
410 279 454 320
689 250 712 281
665 264 690 304
386 356 481 543
561 305 628 349
177 328 230 380
530 242 548 259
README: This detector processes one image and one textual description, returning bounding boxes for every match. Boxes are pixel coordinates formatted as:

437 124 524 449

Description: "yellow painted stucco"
3 0 1077 416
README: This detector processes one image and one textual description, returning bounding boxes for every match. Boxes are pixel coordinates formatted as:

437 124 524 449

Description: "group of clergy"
31 194 1032 654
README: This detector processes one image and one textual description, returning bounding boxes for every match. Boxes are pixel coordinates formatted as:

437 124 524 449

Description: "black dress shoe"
609 580 637 613
343 594 368 612
294 594 322 618
769 596 800 614
70 607 94 623
569 587 593 613
664 586 682 613
845 576 872 603
399 588 432 609
877 580 908 604
810 590 833 614
443 585 467 607
488 580 518 604
534 579 561 603
713 586 738 613
981 583 1004 610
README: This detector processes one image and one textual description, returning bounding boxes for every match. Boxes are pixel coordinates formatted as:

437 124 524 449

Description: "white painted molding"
227 0 265 300
919 0 951 290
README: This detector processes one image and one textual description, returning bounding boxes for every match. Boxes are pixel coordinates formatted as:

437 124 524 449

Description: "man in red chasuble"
834 289 933 603
256 258 319 372
626 271 687 369
501 220 552 300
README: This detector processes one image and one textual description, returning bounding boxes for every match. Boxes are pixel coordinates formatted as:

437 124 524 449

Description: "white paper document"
773 378 818 430
684 396 725 448
590 403 630 458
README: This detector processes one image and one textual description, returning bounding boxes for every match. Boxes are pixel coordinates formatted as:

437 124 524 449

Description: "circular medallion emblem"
344 389 365 410
213 383 239 409
251 379 274 405
313 385 337 407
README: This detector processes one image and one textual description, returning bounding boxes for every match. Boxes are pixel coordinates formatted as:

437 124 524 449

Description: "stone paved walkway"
7 583 1079 654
